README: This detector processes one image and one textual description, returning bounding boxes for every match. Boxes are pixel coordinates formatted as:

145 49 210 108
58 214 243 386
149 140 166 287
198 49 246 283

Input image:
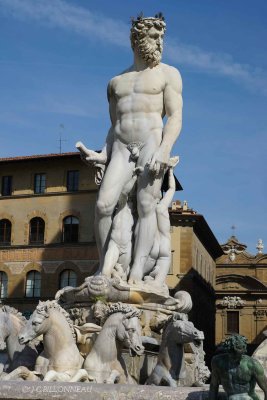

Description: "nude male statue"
77 14 182 284
209 334 267 400
143 156 178 286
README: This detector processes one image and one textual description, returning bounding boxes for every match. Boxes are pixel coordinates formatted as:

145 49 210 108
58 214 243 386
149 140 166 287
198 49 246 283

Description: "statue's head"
223 334 247 355
130 13 166 67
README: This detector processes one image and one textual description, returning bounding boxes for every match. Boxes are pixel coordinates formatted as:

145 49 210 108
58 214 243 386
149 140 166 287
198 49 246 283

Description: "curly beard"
137 39 162 67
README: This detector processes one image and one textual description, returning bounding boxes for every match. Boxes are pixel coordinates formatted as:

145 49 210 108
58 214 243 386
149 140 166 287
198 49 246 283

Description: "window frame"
34 173 46 194
226 310 239 334
1 176 12 196
67 170 79 192
59 269 77 289
62 216 79 243
29 217 45 244
0 219 12 246
0 271 8 299
25 270 41 298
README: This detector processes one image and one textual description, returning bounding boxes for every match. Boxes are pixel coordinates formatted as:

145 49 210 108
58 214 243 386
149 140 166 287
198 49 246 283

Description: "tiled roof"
0 152 80 163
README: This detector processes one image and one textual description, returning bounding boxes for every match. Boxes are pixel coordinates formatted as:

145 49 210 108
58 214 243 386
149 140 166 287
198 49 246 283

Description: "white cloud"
0 0 129 47
165 41 267 94
1 0 267 94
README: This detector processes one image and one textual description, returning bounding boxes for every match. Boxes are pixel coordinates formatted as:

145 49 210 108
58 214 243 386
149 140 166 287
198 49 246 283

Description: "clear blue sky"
0 0 266 253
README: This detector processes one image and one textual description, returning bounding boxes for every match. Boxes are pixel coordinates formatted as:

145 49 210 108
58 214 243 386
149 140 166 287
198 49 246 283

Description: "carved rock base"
0 381 211 400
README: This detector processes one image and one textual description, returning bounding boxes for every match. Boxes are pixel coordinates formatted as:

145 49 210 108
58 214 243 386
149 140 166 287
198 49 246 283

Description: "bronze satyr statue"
209 334 267 400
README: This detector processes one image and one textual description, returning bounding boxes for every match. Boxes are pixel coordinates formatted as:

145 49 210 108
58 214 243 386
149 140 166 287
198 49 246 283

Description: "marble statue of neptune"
77 14 183 286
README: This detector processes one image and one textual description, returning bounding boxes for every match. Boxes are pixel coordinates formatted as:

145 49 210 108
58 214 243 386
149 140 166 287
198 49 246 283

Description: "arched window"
0 272 8 298
59 269 77 289
25 270 41 298
63 216 79 243
0 219 11 246
29 217 45 244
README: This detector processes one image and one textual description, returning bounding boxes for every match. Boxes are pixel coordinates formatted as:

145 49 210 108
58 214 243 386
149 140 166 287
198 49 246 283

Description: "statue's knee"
96 198 114 217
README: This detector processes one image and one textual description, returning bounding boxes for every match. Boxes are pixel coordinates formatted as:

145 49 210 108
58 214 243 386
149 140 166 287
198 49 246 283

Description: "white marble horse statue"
146 312 204 387
0 305 38 377
71 302 144 383
12 300 84 381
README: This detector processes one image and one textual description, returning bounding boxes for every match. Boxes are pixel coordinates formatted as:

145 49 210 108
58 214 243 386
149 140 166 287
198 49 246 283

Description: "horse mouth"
129 346 144 357
18 337 29 345
0 342 6 350
193 332 204 347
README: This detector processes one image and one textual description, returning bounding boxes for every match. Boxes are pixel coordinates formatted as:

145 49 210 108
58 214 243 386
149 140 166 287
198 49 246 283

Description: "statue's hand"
85 150 107 165
76 141 107 165
149 146 170 176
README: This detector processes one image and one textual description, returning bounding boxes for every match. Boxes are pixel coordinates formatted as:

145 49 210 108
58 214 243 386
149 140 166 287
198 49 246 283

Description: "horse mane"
0 305 27 324
36 300 75 340
105 302 141 320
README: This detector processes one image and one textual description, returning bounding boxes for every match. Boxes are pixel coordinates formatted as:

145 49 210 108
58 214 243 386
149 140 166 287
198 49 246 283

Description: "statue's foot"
128 277 143 286
128 268 143 286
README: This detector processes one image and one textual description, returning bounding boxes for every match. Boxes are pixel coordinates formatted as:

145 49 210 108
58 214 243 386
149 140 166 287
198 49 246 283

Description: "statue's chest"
225 361 251 384
115 71 165 98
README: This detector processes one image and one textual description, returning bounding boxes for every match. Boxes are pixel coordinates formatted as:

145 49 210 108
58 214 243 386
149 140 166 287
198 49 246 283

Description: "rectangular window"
34 173 46 194
227 311 239 334
1 176 12 196
67 170 79 192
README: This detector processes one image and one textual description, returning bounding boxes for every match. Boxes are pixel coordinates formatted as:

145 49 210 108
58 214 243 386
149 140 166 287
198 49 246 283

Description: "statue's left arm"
149 66 183 175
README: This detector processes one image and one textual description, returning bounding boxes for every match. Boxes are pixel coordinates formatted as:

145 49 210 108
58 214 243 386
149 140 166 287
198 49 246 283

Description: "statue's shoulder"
160 63 182 91
108 66 133 91
160 63 182 78
247 356 264 372
211 353 229 368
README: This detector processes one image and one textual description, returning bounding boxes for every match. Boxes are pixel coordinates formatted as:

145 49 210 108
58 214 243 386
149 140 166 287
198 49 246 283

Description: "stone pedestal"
0 382 210 400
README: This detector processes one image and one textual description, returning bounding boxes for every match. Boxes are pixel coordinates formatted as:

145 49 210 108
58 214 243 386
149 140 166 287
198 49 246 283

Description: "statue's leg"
69 369 91 382
1 366 34 381
129 144 163 284
95 142 135 270
43 370 57 381
105 369 121 384
102 240 120 277
148 208 171 285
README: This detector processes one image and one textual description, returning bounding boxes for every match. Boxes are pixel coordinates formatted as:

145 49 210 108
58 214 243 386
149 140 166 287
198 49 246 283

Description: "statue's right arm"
76 81 116 165
209 359 220 400
104 79 117 164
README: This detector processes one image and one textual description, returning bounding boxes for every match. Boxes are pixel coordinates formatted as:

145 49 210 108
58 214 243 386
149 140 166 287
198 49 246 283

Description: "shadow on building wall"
172 268 216 368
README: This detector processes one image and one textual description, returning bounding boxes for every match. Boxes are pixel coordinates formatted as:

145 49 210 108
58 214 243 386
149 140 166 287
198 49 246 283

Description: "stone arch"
23 263 42 298
255 255 267 264
57 261 81 289
59 210 81 243
0 213 15 245
24 211 48 245
0 263 11 298
59 210 81 226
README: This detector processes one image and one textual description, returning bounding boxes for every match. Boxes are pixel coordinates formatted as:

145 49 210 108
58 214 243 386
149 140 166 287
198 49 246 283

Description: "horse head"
120 314 144 356
107 303 144 357
18 301 50 344
171 313 204 345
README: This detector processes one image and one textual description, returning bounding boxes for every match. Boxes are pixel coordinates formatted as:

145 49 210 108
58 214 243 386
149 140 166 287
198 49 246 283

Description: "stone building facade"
215 235 267 354
0 152 99 315
169 202 223 364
